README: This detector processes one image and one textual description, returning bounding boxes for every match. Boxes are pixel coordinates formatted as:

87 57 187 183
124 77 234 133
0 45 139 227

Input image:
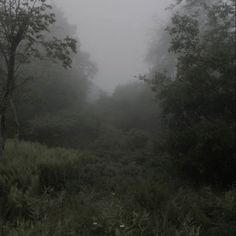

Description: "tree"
0 0 77 158
150 0 236 186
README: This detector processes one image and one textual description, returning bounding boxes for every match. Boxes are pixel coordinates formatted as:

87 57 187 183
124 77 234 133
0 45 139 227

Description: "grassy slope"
0 141 235 236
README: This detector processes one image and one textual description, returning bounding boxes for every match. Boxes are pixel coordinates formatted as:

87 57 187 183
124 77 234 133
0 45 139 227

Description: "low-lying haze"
56 0 171 92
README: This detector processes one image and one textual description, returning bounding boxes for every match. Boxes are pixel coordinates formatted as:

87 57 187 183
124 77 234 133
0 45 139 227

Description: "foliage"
0 0 77 157
0 0 77 71
149 0 236 186
0 141 235 235
13 81 159 150
5 7 97 147
0 0 235 235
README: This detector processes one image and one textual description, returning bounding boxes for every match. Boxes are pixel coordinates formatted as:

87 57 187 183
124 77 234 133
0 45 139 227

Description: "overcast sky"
56 0 171 92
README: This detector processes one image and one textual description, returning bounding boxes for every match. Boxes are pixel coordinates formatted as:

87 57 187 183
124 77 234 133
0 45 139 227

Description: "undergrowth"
0 141 235 235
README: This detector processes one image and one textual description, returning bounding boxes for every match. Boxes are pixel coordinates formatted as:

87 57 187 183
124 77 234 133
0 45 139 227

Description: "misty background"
57 0 171 92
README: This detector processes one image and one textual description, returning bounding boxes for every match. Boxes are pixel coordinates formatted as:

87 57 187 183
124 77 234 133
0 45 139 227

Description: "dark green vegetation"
0 141 235 235
149 0 236 187
0 0 235 235
0 0 77 158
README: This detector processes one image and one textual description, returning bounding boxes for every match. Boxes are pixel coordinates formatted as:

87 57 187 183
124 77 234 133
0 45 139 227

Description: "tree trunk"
0 113 6 159
0 46 17 159
0 118 3 159
10 98 20 140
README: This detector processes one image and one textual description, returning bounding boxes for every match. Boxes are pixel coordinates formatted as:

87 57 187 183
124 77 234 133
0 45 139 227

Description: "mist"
0 0 235 234
56 0 171 92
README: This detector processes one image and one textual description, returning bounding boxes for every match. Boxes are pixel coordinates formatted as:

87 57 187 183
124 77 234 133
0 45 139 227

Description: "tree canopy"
0 0 77 157
148 0 236 186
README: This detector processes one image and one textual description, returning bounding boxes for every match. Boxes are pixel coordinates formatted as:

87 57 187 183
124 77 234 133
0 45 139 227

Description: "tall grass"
0 141 235 235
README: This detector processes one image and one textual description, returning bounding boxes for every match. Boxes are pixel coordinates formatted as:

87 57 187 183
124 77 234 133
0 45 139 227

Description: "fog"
56 0 171 92
1 1 235 231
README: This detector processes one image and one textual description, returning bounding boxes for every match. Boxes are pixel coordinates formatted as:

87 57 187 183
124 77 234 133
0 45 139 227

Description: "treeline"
8 0 234 188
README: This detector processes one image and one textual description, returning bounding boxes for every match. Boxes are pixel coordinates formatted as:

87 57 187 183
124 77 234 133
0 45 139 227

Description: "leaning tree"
0 0 77 158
